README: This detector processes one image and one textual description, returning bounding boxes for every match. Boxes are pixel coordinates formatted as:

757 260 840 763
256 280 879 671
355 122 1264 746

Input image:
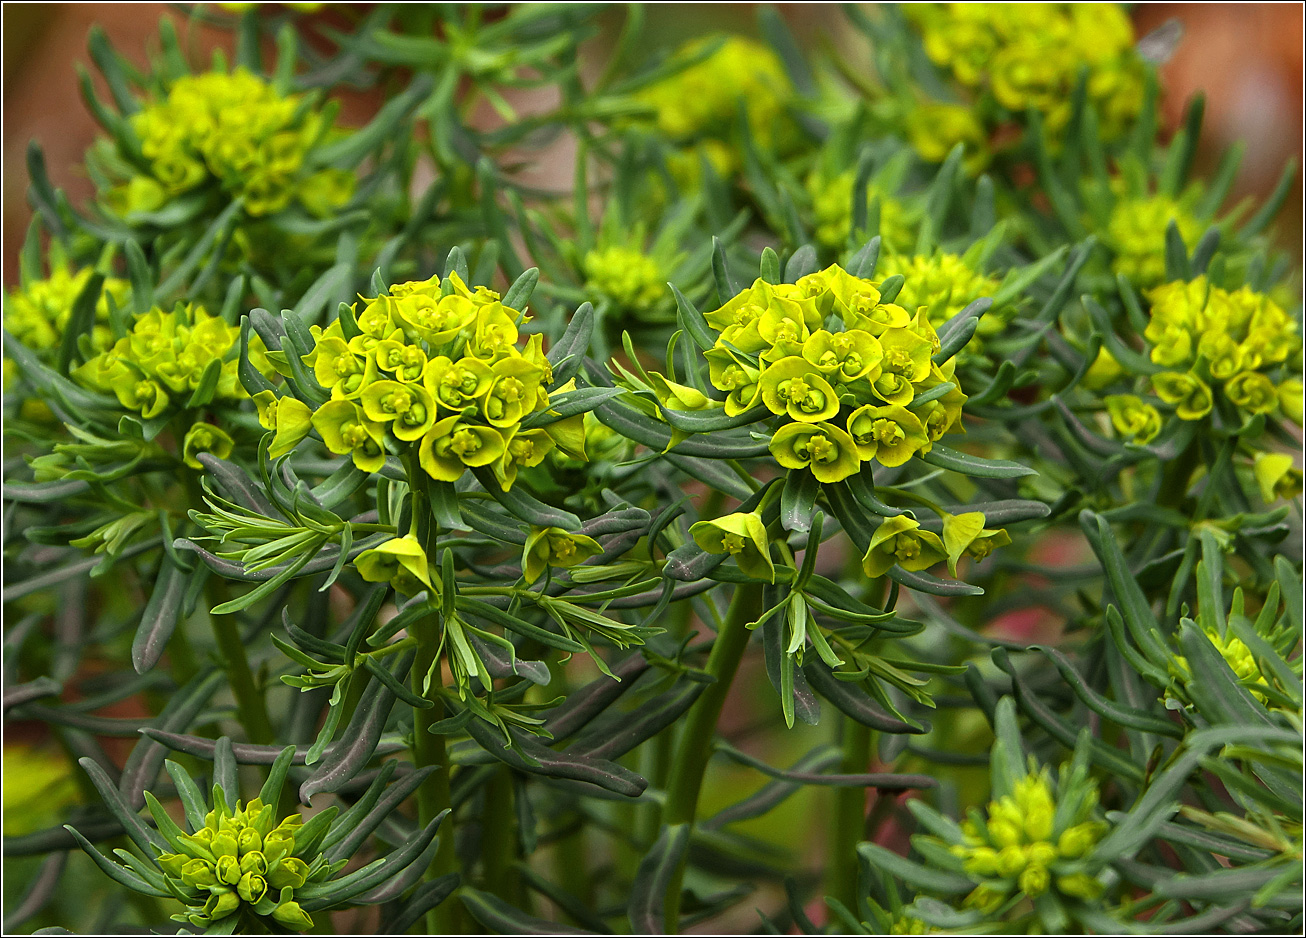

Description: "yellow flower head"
522 527 603 584
4 264 129 354
495 428 555 492
689 511 774 583
1152 371 1213 421
311 400 386 472
182 423 235 470
758 357 841 423
802 329 883 384
907 103 990 174
423 355 495 413
1108 197 1204 287
355 535 432 592
360 379 437 441
770 421 862 483
862 514 947 578
583 246 666 313
418 415 505 482
1104 394 1162 444
124 69 347 218
941 511 1011 576
1253 452 1302 504
846 403 929 467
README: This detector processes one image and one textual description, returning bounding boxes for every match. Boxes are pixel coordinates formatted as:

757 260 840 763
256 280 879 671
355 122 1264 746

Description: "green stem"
481 765 518 902
408 466 462 934
829 717 872 914
661 582 763 932
413 625 459 934
205 578 274 745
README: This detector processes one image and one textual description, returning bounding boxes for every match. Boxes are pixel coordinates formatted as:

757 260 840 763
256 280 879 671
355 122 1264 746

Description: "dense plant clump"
2 4 1301 936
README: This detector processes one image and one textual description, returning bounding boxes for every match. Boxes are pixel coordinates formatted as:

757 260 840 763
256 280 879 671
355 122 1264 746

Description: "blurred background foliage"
3 3 1303 285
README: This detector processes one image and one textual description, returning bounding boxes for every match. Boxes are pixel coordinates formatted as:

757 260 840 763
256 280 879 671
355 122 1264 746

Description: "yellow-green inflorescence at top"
907 3 1145 140
636 35 793 180
295 271 586 486
806 170 916 254
1106 194 1206 288
582 246 667 315
877 253 1003 341
3 263 130 355
149 794 341 931
111 69 353 218
1144 277 1303 425
700 264 967 485
72 303 266 419
950 769 1108 912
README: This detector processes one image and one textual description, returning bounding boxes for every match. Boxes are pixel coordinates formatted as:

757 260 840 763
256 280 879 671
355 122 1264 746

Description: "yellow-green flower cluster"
877 253 1002 336
806 171 915 253
1106 195 1206 287
1144 278 1302 424
3 264 129 355
905 103 990 174
908 3 1144 139
72 304 255 418
582 246 667 314
295 273 585 489
113 69 352 218
151 795 335 931
637 36 792 178
949 769 1107 911
699 265 967 484
639 36 788 145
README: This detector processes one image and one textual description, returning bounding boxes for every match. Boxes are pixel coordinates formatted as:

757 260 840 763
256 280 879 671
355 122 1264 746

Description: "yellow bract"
861 515 948 578
689 511 775 583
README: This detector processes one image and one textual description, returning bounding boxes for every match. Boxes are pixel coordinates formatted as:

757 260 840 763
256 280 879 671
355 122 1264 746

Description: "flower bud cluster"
1172 627 1280 707
949 769 1107 911
1144 277 1303 425
3 264 129 355
293 272 586 487
153 796 334 931
908 3 1144 140
702 265 966 484
112 69 352 218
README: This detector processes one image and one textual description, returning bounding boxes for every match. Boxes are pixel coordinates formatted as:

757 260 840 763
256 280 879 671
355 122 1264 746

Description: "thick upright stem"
661 582 762 931
482 765 518 903
412 619 459 934
206 578 274 745
408 468 461 933
829 717 872 914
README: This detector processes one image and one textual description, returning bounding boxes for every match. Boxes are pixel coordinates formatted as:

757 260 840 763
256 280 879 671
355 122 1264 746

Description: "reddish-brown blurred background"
3 4 1302 287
